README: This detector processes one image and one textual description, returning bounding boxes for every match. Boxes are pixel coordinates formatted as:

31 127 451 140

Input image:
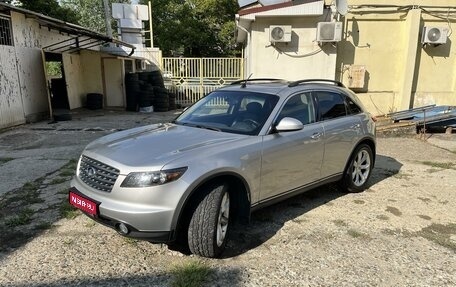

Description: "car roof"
218 79 349 98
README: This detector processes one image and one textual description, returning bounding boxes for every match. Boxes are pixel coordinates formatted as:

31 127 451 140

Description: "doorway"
44 52 70 111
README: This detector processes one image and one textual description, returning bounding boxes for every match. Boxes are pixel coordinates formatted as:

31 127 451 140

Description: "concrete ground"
0 109 180 196
0 109 455 286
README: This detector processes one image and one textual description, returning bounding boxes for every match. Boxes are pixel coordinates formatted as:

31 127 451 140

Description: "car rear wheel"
341 144 373 193
188 184 230 258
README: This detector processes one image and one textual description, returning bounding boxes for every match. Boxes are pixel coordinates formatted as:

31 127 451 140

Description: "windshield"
174 90 279 135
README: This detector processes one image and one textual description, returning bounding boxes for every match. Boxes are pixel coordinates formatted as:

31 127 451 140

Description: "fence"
161 57 244 106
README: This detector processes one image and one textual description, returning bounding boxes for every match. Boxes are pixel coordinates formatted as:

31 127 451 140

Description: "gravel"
0 111 455 286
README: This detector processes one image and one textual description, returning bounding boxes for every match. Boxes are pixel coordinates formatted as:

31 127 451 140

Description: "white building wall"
0 46 25 129
9 11 77 121
15 47 49 120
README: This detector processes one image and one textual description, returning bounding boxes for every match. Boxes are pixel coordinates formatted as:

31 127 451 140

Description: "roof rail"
230 78 286 87
288 79 345 88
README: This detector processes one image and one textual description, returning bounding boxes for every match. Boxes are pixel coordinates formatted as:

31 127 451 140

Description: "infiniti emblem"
87 167 97 177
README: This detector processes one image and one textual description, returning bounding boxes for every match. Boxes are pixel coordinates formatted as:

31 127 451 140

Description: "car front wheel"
341 144 373 193
188 183 230 258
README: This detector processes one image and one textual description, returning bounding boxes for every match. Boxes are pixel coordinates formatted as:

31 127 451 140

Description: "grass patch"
58 189 69 195
49 177 68 185
59 170 75 177
123 237 138 245
417 223 456 252
60 200 80 219
417 197 432 203
386 206 402 217
170 259 212 287
333 219 349 227
5 208 35 227
376 214 389 221
418 214 432 220
291 218 306 224
0 157 14 164
347 229 371 240
85 220 96 228
35 221 53 230
420 161 456 170
393 172 412 180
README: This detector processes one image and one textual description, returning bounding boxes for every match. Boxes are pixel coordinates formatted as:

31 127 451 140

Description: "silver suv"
69 79 376 258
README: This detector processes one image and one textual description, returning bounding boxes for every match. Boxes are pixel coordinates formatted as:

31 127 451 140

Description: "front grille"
79 156 120 192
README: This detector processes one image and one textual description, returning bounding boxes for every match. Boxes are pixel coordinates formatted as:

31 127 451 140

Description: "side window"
0 15 14 46
315 91 347 121
346 96 362 114
277 93 315 125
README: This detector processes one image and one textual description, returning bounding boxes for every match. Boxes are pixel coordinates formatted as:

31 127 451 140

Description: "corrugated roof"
0 2 135 54
239 0 323 18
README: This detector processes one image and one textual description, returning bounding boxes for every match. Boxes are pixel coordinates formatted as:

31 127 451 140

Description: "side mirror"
275 117 304 132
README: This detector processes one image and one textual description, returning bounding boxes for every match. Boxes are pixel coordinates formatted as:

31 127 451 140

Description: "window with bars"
0 15 13 46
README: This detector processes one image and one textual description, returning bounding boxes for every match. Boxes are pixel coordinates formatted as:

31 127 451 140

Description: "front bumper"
70 175 187 240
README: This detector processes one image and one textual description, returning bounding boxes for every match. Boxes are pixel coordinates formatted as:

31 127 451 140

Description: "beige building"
236 0 456 116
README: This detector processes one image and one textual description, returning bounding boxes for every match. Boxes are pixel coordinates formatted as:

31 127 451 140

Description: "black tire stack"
86 93 103 110
168 90 177 111
125 73 140 111
153 87 169 112
138 84 154 108
132 70 172 112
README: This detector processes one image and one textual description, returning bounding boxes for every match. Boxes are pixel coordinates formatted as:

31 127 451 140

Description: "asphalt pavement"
0 109 180 196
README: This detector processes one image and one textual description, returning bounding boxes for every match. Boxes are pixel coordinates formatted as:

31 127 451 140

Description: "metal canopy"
0 2 135 55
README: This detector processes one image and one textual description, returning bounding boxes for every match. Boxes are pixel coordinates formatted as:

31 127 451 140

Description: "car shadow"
222 154 402 258
4 267 244 287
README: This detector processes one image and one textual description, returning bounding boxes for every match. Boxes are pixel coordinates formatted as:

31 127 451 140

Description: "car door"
314 90 364 178
259 92 325 202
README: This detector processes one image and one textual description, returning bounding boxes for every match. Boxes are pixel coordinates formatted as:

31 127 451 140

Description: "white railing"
162 57 244 106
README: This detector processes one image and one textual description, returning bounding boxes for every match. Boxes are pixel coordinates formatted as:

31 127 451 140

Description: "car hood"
83 123 244 171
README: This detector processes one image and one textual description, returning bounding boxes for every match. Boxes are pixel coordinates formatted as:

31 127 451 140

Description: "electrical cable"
272 44 324 58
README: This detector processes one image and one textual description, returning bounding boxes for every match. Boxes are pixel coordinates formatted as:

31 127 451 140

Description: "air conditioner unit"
316 22 342 42
269 25 292 43
421 26 448 45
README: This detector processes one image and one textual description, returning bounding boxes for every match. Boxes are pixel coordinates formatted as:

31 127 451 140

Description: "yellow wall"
250 12 338 80
63 51 105 109
338 1 456 115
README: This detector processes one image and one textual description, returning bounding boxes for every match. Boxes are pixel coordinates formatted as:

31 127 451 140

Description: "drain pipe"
236 15 251 79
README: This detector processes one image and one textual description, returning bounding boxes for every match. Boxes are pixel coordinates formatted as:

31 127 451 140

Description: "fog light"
117 223 129 235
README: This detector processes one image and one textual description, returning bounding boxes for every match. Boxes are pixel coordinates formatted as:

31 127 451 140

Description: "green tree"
61 0 131 35
13 0 79 24
140 0 239 57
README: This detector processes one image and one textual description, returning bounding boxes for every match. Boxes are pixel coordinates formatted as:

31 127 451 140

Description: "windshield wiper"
195 125 221 132
178 122 221 132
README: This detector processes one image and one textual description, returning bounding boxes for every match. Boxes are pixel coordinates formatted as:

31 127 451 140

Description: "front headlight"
120 167 187 188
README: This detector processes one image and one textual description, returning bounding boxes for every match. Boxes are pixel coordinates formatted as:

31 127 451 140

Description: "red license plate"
69 191 98 215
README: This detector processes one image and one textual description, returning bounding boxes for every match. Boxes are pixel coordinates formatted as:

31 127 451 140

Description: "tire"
341 144 373 193
53 109 72 121
86 93 103 110
188 184 230 258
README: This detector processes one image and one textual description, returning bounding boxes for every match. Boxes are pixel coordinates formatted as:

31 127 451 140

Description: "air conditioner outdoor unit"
316 22 342 42
269 25 292 43
421 26 448 45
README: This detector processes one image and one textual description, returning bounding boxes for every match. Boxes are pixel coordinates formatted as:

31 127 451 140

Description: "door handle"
350 124 361 129
311 132 323 139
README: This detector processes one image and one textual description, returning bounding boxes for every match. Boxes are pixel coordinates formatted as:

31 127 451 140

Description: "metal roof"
238 0 323 18
0 2 135 55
